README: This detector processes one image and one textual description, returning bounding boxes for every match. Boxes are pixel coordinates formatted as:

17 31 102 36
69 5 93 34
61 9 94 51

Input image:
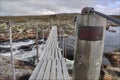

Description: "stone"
18 45 33 51
104 52 120 67
0 56 35 80
110 54 120 67
103 74 113 80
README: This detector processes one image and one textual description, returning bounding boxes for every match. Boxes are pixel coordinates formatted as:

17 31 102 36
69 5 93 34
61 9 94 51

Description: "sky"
0 0 120 16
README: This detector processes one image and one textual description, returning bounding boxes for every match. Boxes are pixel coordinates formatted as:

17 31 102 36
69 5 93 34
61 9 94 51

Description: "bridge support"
74 14 106 80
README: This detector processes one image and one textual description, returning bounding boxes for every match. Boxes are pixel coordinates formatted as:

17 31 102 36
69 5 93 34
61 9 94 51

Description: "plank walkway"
29 26 70 80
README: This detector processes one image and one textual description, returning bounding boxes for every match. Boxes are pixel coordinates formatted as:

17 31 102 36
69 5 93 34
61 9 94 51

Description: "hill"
0 13 119 23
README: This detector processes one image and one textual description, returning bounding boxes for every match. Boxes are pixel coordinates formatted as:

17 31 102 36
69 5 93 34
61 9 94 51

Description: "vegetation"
0 13 119 35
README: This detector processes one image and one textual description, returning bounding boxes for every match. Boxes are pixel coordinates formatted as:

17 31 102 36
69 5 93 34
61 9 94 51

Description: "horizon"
0 12 120 17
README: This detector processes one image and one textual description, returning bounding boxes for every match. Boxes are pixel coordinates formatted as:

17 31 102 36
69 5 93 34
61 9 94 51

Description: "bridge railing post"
35 26 39 63
74 14 106 80
7 20 16 80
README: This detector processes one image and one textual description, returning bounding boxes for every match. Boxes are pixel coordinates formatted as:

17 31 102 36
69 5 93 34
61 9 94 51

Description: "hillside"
0 13 119 23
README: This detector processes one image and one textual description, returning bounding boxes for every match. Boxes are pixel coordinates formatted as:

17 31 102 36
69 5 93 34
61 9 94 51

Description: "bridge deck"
29 26 70 80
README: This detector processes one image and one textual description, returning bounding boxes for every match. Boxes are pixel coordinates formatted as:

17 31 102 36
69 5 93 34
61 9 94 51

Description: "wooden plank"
55 48 59 60
58 48 63 59
29 26 70 80
43 60 51 79
46 48 52 60
51 47 54 59
42 48 48 60
36 60 48 79
56 60 63 80
61 59 70 80
29 60 43 80
50 60 56 80
53 48 56 60
39 48 47 60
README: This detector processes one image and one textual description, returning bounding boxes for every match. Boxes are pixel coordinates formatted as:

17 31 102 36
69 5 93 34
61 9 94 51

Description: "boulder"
0 33 9 42
18 44 33 51
108 30 116 33
103 74 113 80
110 54 120 67
104 52 120 67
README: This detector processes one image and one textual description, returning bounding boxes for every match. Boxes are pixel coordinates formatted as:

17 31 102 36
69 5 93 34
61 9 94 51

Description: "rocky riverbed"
0 56 35 80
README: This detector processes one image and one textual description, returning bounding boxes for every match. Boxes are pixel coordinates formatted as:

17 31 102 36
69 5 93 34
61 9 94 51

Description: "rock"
104 52 120 67
27 33 35 39
102 54 111 65
108 30 116 33
0 33 9 42
18 44 33 51
110 54 120 67
16 69 32 80
0 56 35 80
103 74 113 80
26 29 35 39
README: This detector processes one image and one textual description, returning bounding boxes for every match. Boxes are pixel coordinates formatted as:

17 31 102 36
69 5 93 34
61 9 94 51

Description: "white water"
0 26 119 67
0 39 45 61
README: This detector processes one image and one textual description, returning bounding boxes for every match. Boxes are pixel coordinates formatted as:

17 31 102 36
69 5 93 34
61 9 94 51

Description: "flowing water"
0 26 119 66
104 26 120 52
0 39 45 61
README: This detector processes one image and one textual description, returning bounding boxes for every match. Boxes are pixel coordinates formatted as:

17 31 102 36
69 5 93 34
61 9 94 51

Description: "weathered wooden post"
59 28 62 48
42 27 45 44
64 30 67 62
62 27 65 58
50 19 53 27
7 20 16 80
74 8 106 80
35 26 39 62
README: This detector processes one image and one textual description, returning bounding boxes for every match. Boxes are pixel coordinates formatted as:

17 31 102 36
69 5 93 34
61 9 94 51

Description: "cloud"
0 0 120 16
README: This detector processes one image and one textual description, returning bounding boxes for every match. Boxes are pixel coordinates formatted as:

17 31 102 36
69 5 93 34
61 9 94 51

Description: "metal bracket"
81 7 95 14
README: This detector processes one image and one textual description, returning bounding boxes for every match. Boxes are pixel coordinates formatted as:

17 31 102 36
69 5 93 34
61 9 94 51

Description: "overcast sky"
0 0 120 16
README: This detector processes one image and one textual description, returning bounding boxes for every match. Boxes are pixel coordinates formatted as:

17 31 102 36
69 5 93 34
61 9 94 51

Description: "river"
104 26 120 52
0 26 119 62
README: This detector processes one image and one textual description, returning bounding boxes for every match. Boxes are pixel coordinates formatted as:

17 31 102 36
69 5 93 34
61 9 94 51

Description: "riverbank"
0 55 35 80
0 51 119 80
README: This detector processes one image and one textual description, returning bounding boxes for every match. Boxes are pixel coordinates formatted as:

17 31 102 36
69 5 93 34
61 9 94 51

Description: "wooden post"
64 31 67 62
8 20 16 80
36 26 39 63
57 19 59 28
59 28 62 48
42 27 45 44
74 14 106 80
62 27 65 58
50 19 53 27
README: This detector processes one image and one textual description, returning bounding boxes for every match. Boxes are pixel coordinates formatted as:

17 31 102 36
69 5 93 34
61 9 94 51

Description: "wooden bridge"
29 26 70 80
1 7 120 80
